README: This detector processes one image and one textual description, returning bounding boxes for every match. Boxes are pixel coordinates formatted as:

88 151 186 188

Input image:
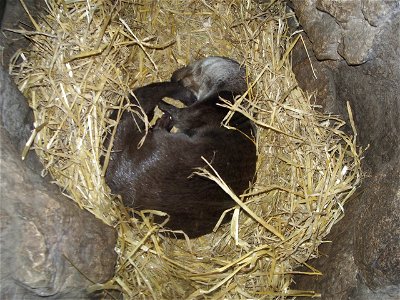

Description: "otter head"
171 56 247 102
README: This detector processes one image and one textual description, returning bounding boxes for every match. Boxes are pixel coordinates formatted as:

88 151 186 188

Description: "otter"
171 56 247 102
104 59 256 238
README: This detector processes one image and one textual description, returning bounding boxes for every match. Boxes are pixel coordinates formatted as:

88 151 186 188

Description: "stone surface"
354 161 400 290
1 2 118 298
291 0 400 64
291 33 337 113
0 65 117 299
0 0 43 68
290 0 342 61
361 0 400 27
0 0 5 24
290 1 400 299
0 60 42 173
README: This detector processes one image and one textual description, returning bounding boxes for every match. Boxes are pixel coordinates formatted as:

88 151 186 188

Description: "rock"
292 158 400 299
289 1 400 299
1 0 44 67
337 17 378 65
290 0 342 61
290 33 337 112
354 161 400 290
291 0 400 64
316 0 362 23
0 65 117 299
0 0 5 24
1 2 118 297
0 63 43 173
361 0 400 27
333 14 400 172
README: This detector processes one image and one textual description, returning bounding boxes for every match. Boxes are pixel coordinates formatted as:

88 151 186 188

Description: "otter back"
104 82 256 238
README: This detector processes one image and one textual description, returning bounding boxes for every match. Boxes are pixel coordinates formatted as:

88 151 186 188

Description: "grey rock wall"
289 0 400 299
291 0 400 65
1 2 118 298
0 0 43 67
0 65 117 299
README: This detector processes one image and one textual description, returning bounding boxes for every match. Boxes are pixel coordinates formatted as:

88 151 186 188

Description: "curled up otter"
103 57 256 238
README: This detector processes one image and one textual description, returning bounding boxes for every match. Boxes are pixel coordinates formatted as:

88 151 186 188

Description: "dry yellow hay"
10 0 362 298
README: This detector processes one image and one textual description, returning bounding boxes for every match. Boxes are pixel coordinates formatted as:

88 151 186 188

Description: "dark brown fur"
104 82 256 238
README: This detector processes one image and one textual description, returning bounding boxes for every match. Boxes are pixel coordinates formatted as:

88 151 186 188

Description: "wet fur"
104 81 256 238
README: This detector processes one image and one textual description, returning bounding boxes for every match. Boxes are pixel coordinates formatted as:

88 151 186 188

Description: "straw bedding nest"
10 0 363 298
